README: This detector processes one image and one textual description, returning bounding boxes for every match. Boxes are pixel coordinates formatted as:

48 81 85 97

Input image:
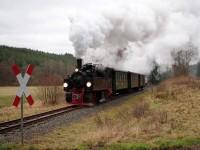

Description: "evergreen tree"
148 61 161 85
0 45 76 85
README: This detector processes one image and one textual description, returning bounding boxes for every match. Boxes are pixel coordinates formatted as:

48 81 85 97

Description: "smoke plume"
69 0 200 73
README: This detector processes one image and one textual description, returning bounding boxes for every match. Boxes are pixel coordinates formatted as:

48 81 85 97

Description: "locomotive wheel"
96 92 102 104
65 93 72 103
96 91 107 104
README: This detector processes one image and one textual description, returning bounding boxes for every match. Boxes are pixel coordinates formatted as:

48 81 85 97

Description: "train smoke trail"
69 0 200 73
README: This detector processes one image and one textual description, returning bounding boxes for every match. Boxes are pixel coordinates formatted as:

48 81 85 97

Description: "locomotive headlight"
75 68 79 72
63 82 68 88
86 81 92 87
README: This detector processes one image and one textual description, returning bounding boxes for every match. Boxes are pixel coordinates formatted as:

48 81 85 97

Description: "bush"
37 86 61 105
36 73 63 105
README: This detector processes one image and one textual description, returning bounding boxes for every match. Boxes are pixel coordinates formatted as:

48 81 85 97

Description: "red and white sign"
12 64 34 107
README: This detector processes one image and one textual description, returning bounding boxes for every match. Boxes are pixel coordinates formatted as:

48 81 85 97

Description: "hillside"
0 45 76 85
0 45 75 67
26 76 200 149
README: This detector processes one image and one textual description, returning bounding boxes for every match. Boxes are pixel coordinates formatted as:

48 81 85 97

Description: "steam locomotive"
63 59 145 105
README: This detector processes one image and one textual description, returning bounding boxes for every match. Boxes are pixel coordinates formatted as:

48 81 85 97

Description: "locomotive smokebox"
77 58 82 69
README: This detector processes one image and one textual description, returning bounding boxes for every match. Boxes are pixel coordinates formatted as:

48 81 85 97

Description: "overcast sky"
0 0 111 54
1 0 200 73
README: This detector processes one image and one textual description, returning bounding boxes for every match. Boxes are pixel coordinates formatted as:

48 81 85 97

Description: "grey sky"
0 0 111 54
1 0 200 73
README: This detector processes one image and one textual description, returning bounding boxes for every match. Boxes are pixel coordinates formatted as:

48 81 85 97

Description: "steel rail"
0 105 80 133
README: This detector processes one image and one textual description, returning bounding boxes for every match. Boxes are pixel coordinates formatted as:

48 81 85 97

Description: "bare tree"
171 43 198 76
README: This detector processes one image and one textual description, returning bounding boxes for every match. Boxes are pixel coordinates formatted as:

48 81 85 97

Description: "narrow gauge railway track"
0 105 81 134
0 90 145 134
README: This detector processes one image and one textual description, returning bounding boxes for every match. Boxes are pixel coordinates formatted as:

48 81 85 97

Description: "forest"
0 45 76 86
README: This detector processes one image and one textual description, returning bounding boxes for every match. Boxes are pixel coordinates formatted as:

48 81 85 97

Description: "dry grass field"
0 86 38 108
0 86 68 122
26 76 200 149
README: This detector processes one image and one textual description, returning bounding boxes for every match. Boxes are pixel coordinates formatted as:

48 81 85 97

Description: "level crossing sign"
12 64 34 107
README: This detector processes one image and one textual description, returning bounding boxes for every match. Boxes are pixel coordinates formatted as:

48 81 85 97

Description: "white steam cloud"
69 0 200 73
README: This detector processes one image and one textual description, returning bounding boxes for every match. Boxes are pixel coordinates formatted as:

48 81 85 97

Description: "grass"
24 76 200 149
0 144 19 150
0 96 13 108
2 76 200 149
1 138 200 150
0 86 19 96
105 143 152 150
155 137 200 149
0 86 38 108
76 142 152 150
24 96 138 149
0 86 68 122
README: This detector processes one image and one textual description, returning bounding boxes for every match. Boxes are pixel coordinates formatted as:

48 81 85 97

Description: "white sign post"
20 94 24 145
12 64 34 145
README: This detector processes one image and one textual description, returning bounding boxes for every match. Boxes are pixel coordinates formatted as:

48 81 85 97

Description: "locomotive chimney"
77 58 82 69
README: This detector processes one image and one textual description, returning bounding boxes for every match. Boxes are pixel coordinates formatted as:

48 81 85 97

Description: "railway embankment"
30 76 200 149
0 90 143 146
1 76 200 149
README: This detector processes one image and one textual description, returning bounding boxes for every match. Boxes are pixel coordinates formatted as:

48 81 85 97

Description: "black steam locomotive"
63 59 145 105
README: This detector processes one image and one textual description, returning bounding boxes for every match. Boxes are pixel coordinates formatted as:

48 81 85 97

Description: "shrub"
37 86 61 105
36 73 63 105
